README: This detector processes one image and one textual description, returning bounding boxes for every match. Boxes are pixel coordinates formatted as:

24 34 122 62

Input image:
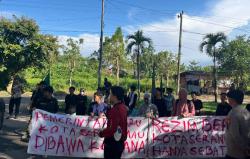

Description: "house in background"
180 71 232 95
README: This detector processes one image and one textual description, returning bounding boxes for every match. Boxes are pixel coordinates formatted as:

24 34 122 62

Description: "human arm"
99 109 119 138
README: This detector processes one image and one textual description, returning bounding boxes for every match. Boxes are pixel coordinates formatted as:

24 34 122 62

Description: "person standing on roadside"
225 90 250 159
7 79 23 119
0 98 5 133
99 86 128 159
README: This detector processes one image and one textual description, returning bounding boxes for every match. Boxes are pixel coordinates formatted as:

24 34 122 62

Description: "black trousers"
9 97 21 116
0 111 4 130
104 139 124 159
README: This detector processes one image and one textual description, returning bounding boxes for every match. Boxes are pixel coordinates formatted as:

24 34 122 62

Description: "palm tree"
127 30 151 98
200 32 226 103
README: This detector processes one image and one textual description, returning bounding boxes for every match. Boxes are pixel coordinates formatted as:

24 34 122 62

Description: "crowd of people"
0 78 249 159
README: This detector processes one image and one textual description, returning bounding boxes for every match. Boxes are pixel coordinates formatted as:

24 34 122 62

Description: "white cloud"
57 34 100 56
0 11 18 19
124 0 250 66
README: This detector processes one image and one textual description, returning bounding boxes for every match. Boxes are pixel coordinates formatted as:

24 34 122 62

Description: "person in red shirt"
99 86 128 159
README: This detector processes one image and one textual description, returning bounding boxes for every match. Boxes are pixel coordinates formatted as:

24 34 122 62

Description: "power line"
185 17 250 34
108 0 177 15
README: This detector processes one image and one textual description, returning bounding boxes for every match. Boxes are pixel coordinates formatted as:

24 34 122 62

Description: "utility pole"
176 11 183 95
97 0 104 88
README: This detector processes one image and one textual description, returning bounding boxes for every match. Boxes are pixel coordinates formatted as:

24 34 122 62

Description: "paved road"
0 97 79 159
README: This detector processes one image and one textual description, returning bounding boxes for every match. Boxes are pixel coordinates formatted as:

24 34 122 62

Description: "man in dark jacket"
65 86 78 114
215 93 232 116
35 86 59 113
153 88 167 117
76 88 88 115
191 92 203 116
99 86 128 159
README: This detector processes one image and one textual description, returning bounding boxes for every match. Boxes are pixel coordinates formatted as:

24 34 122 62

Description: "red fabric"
100 103 128 141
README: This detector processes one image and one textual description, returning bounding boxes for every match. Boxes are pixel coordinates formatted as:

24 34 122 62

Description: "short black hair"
111 86 124 101
191 91 197 95
246 104 250 112
43 86 54 93
156 87 162 92
39 81 47 86
166 88 173 93
69 86 75 91
95 91 103 97
130 85 136 91
227 90 244 104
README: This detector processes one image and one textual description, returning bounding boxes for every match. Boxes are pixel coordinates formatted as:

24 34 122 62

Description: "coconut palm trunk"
137 46 141 99
213 47 218 103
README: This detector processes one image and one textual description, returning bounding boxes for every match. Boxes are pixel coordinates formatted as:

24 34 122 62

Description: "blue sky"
1 0 250 65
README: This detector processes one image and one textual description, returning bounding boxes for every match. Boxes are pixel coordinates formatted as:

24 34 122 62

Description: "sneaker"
21 134 29 142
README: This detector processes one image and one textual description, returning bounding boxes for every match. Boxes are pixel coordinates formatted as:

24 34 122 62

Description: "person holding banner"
225 90 250 159
34 86 59 114
138 93 159 118
172 88 195 117
91 91 107 117
99 86 128 159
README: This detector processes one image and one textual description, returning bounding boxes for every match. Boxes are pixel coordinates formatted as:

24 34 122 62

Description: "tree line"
1 17 250 95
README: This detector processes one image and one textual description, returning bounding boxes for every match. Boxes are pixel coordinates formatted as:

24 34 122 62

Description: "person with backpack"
99 86 128 159
172 88 195 117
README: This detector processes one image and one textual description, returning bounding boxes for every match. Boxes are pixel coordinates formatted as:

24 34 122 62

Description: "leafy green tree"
103 27 125 85
200 32 226 102
127 30 151 97
63 38 83 86
187 60 202 71
0 16 59 89
218 35 250 87
156 51 177 87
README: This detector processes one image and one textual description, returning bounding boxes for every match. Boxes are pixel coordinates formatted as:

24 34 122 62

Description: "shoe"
14 115 18 119
21 134 29 142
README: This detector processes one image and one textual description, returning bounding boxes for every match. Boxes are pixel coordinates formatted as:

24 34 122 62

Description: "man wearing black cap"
225 90 250 159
